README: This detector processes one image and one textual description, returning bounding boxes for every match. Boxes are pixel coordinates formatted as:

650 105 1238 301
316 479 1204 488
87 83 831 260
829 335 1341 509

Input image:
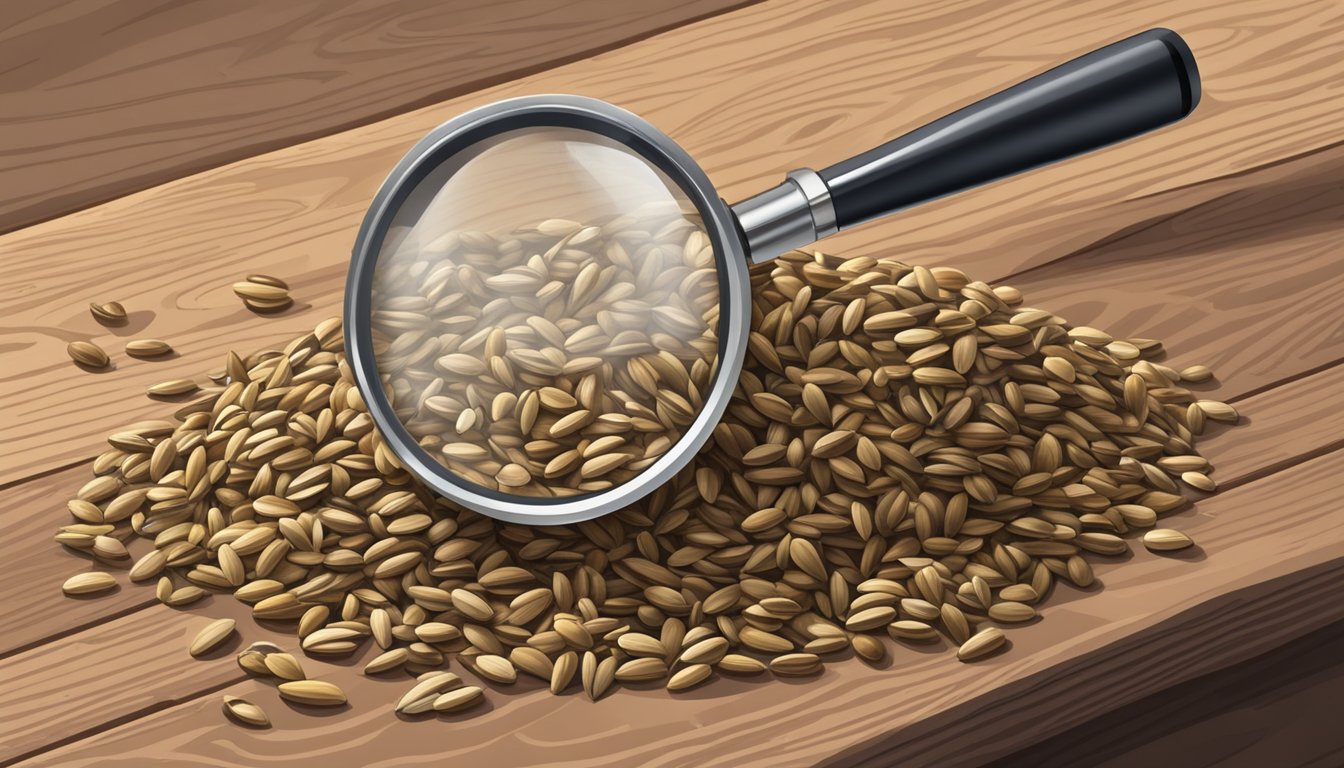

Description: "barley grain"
126 339 174 358
278 680 346 706
189 618 236 657
1144 529 1194 552
222 695 270 727
62 571 116 595
67 341 110 369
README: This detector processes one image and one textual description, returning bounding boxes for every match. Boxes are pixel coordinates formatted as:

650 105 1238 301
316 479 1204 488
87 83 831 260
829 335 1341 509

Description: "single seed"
62 571 116 596
265 652 306 681
189 618 237 657
90 301 128 325
667 663 712 692
148 378 199 397
222 695 270 727
67 341 110 369
1144 528 1194 552
277 680 346 706
433 685 484 713
958 627 1007 661
126 339 174 358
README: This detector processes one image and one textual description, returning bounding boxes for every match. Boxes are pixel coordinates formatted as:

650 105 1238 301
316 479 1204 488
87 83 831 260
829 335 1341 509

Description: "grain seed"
62 571 117 596
957 627 1006 662
1143 529 1194 552
278 680 346 706
68 341 110 369
189 618 237 657
126 339 174 358
222 695 270 727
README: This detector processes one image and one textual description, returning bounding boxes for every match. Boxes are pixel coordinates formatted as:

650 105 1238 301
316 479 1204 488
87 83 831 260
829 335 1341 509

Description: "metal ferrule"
730 168 838 264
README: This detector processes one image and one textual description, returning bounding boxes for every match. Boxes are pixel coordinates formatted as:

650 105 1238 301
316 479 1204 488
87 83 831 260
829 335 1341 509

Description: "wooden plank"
0 464 155 658
0 599 289 765
12 444 1343 767
0 0 757 233
2 127 1338 653
4 169 1339 655
4 354 1339 759
988 619 1344 768
4 0 1344 485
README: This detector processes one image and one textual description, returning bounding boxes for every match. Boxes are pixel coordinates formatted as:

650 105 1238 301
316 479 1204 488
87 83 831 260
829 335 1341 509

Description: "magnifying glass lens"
369 127 722 500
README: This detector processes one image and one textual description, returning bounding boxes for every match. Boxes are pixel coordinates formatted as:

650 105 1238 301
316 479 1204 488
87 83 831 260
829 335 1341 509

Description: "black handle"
818 28 1200 230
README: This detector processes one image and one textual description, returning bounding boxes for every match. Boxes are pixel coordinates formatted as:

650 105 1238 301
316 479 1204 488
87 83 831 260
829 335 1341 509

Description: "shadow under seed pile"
58 249 1238 719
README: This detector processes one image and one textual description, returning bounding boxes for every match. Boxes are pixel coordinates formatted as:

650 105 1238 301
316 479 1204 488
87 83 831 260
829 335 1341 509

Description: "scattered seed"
126 339 174 358
189 618 237 657
147 378 199 397
958 628 1007 662
1144 529 1195 552
90 301 128 326
67 341 109 369
62 571 116 596
234 276 293 312
222 695 270 727
278 680 346 706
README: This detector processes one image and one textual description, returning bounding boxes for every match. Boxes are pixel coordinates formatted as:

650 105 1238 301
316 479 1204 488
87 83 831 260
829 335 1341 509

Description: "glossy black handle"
819 28 1200 230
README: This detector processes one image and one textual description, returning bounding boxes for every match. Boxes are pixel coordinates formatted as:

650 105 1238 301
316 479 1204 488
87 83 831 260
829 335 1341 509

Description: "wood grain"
11 446 1342 767
990 619 1344 768
4 175 1339 655
4 356 1338 759
0 0 757 233
3 0 1344 486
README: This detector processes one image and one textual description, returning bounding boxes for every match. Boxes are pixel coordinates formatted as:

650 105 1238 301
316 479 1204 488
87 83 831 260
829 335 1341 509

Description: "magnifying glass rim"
346 94 750 525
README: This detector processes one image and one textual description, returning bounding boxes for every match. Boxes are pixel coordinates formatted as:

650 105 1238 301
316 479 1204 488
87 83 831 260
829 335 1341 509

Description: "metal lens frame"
346 95 750 525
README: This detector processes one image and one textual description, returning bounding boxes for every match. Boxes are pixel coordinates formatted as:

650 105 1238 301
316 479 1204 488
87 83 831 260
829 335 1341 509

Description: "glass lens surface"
370 127 721 500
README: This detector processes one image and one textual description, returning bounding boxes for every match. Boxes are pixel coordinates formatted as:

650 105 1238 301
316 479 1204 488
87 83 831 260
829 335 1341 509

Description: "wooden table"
2 1 1342 765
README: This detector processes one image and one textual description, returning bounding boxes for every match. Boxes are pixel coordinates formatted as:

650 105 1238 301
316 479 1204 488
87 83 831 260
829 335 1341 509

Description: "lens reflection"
370 128 721 498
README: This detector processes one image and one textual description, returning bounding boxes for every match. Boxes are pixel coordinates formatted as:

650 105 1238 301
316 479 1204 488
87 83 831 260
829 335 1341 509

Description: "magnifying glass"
345 28 1200 524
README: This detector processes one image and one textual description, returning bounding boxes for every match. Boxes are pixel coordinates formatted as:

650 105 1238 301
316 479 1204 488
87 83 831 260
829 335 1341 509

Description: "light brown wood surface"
0 0 755 233
4 311 1339 764
2 0 1342 765
12 441 1342 766
3 0 1344 487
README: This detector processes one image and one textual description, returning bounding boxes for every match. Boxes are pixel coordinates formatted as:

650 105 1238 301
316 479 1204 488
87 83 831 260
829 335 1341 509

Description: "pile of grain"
59 247 1236 720
371 212 719 496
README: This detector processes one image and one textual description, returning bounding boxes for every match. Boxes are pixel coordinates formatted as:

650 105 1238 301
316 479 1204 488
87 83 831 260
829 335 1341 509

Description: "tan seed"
147 378 199 397
126 339 174 358
90 301 128 325
62 571 117 596
958 627 1007 661
667 663 712 692
67 341 110 368
222 695 270 727
189 618 237 657
264 652 306 681
1144 528 1194 552
278 680 346 706
433 685 484 713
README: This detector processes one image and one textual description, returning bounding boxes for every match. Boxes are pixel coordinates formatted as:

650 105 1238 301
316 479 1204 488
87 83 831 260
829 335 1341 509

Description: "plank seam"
1 674 246 768
0 597 156 663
